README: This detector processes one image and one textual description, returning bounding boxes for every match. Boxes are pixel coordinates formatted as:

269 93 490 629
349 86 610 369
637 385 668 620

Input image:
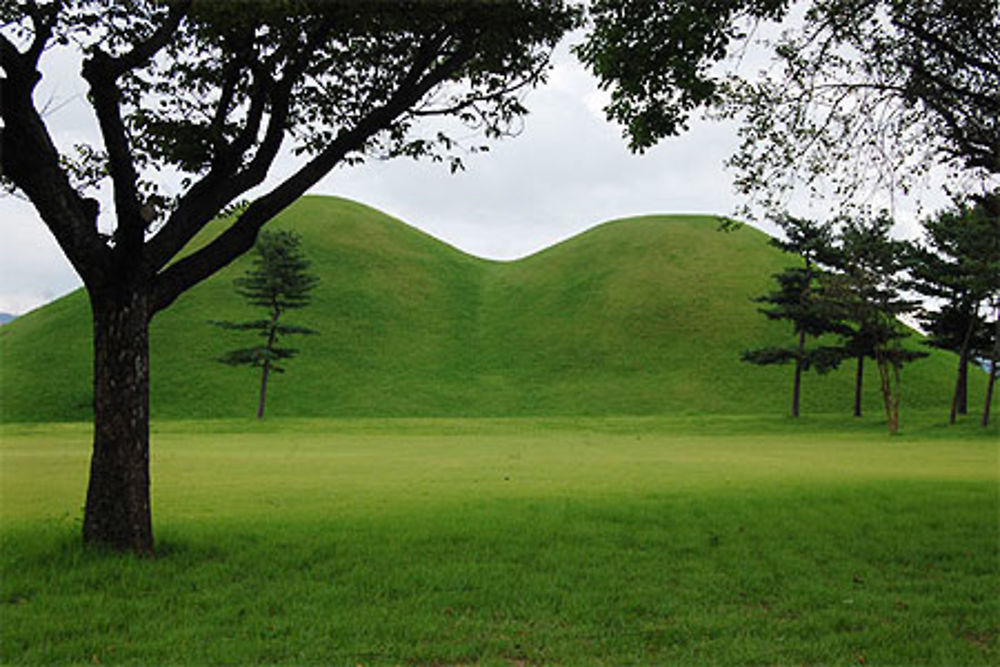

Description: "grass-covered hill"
0 195 983 422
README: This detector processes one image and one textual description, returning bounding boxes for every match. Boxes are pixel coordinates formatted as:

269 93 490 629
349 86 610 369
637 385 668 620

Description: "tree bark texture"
876 355 901 435
791 330 805 418
984 359 997 428
950 319 975 423
853 354 864 418
257 360 270 419
83 289 154 555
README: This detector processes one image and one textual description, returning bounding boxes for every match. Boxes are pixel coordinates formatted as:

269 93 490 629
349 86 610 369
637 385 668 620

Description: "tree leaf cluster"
574 0 788 153
576 0 999 217
212 229 318 376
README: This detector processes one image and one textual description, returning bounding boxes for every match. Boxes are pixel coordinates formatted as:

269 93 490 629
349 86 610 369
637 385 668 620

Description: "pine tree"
213 230 319 418
908 194 1000 425
741 215 848 417
825 213 926 434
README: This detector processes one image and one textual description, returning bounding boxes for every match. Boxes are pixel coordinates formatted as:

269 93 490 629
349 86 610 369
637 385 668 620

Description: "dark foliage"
0 0 580 553
741 215 849 417
212 230 318 418
576 0 999 216
908 193 1000 424
823 212 926 433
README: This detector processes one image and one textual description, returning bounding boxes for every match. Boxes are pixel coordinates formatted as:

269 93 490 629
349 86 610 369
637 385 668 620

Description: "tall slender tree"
213 230 318 419
741 215 848 417
824 212 926 433
983 300 999 428
0 0 580 554
908 194 1000 424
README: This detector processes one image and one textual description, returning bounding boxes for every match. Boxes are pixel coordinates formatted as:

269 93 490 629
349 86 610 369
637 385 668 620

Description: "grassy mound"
0 195 986 421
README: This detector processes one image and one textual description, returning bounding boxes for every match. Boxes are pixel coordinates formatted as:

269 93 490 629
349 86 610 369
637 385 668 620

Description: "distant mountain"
0 313 16 326
0 195 979 422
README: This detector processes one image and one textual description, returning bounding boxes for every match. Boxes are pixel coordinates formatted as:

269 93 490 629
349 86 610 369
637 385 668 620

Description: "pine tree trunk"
257 359 270 419
853 354 864 418
256 308 280 419
792 331 805 418
83 289 154 555
984 307 999 428
875 353 898 435
951 317 975 424
983 358 996 428
957 357 968 415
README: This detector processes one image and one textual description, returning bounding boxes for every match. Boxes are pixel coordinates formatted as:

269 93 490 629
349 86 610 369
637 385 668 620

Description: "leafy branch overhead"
2 0 580 313
577 0 999 216
1 0 580 553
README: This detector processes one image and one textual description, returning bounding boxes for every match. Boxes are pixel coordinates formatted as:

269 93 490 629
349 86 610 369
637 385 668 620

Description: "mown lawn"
1 416 997 664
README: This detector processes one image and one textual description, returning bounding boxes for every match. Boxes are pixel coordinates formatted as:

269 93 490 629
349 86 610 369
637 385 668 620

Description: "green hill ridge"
0 195 984 422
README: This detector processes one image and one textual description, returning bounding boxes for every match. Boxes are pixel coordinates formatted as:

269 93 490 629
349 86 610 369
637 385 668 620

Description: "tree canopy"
1 0 580 554
2 0 579 314
576 0 1000 217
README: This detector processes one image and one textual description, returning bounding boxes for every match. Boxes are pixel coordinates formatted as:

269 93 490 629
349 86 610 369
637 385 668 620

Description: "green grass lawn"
1 416 997 664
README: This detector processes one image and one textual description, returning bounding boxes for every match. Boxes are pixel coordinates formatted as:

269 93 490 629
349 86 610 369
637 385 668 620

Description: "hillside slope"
0 196 985 421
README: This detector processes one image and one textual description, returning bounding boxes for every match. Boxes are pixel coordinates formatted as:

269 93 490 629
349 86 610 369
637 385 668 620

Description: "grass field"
2 416 997 664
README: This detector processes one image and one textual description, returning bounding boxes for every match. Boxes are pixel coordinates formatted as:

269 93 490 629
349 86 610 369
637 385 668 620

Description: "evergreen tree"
908 194 1000 425
213 230 318 419
742 215 848 417
824 213 926 434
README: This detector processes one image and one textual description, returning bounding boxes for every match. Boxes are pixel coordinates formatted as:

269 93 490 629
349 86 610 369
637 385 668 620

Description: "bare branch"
1 30 108 287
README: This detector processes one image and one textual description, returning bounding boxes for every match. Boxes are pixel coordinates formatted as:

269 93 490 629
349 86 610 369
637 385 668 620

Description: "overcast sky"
0 32 945 316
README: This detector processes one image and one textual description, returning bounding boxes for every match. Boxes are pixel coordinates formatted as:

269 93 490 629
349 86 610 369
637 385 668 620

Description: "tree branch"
146 22 334 273
79 1 189 262
24 0 61 71
150 34 477 314
1 34 109 288
81 55 145 255
102 0 192 79
894 15 1000 79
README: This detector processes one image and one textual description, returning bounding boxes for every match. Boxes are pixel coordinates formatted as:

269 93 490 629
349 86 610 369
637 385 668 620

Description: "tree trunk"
985 306 999 428
853 354 864 418
983 359 997 428
957 357 968 415
83 288 154 555
257 309 280 419
951 317 975 424
257 359 270 419
875 352 900 435
791 331 805 418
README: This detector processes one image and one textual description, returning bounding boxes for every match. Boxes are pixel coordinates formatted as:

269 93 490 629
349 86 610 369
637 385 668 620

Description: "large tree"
0 0 579 554
576 0 999 216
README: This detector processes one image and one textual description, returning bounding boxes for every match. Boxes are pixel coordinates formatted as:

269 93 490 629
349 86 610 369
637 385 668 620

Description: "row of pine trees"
743 193 999 434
